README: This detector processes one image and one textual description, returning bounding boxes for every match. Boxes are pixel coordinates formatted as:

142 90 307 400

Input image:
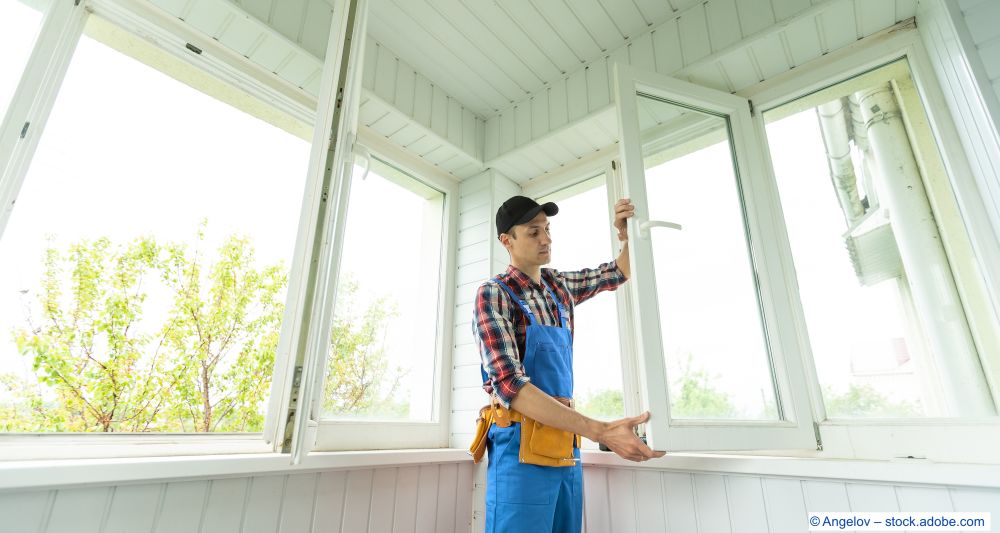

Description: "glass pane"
541 176 625 423
764 76 994 418
322 160 444 421
0 0 51 121
0 21 310 432
636 92 779 420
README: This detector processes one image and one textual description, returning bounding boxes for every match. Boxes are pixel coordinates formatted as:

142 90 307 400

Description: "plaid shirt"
473 261 627 408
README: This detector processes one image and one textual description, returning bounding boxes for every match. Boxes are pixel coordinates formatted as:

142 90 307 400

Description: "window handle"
638 219 682 239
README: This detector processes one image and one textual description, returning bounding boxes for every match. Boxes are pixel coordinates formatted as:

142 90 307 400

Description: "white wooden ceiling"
141 0 918 183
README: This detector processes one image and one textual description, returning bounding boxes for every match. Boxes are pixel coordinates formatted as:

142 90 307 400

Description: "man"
472 194 664 533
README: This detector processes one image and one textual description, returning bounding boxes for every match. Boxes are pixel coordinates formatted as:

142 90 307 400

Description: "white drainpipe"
817 99 865 225
857 84 995 416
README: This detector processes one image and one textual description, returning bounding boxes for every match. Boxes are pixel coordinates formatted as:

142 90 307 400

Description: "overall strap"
540 279 570 329
481 277 537 385
491 277 537 326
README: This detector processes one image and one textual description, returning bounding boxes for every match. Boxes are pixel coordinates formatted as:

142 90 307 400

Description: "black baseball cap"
496 195 558 237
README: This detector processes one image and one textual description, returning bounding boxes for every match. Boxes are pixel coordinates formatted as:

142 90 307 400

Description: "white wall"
917 0 1000 252
0 461 474 533
580 465 1000 533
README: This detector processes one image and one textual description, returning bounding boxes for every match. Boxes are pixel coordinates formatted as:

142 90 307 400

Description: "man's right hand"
597 411 666 462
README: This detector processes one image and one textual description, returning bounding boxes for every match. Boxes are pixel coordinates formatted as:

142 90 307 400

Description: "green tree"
12 231 285 432
159 229 286 432
671 366 737 418
577 389 624 420
0 373 60 432
823 383 921 418
323 278 408 418
14 237 173 432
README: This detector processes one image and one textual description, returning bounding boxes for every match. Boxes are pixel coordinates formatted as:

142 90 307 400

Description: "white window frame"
0 0 455 461
308 137 458 452
741 24 1000 464
612 63 819 452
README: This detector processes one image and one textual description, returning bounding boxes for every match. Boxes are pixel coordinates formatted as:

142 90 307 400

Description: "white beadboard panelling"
706 0 744 52
311 470 348 533
762 477 808 532
454 462 474 531
579 467 1000 533
951 487 1000 516
280 473 319 532
694 474 732 533
435 463 459 532
155 481 209 533
960 0 1000 44
242 475 286 533
415 465 440 533
803 480 852 511
727 476 769 533
582 467 611 533
846 482 899 512
662 472 699 532
0 464 472 533
634 470 668 532
393 466 420 533
677 4 712 64
895 486 954 511
607 468 638 531
0 490 51 532
342 469 376 531
200 478 248 533
102 486 161 533
45 486 111 533
484 0 915 182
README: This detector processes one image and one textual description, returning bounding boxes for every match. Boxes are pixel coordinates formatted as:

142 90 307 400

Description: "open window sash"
613 64 817 452
262 0 370 463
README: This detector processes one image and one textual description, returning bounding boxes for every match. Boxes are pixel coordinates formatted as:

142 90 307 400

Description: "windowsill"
4 447 999 492
0 448 472 491
580 451 1000 489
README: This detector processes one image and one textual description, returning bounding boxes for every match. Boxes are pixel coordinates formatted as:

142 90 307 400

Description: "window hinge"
20 122 29 139
748 99 755 116
813 421 823 451
185 43 203 55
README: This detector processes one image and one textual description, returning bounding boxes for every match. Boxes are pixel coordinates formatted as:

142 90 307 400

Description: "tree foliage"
323 278 409 418
823 383 921 418
6 229 407 432
9 230 284 432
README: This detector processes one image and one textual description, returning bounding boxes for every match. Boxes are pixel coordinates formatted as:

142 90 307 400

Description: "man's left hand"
613 198 635 241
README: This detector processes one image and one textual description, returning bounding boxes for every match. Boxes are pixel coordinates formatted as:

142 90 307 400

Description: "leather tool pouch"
469 398 579 467
468 405 492 464
520 419 576 467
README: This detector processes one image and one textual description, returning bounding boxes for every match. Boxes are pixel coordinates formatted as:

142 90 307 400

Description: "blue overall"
482 277 582 533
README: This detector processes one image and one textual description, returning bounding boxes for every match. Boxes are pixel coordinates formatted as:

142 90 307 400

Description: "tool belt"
469 396 581 467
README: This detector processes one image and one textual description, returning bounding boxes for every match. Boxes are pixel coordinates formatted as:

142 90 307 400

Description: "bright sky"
1 0 945 426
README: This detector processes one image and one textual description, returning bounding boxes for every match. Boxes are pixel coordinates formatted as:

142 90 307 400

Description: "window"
763 59 999 419
311 153 455 451
613 64 818 451
540 175 626 426
322 158 445 422
0 16 310 437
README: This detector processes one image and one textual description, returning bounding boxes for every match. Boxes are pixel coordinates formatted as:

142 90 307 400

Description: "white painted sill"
0 449 472 492
580 451 1000 489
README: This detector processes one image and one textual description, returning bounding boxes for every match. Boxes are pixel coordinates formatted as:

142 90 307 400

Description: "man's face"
502 211 552 268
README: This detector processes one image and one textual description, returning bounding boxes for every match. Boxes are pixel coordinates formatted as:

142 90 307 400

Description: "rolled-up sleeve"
472 282 530 408
559 260 627 306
